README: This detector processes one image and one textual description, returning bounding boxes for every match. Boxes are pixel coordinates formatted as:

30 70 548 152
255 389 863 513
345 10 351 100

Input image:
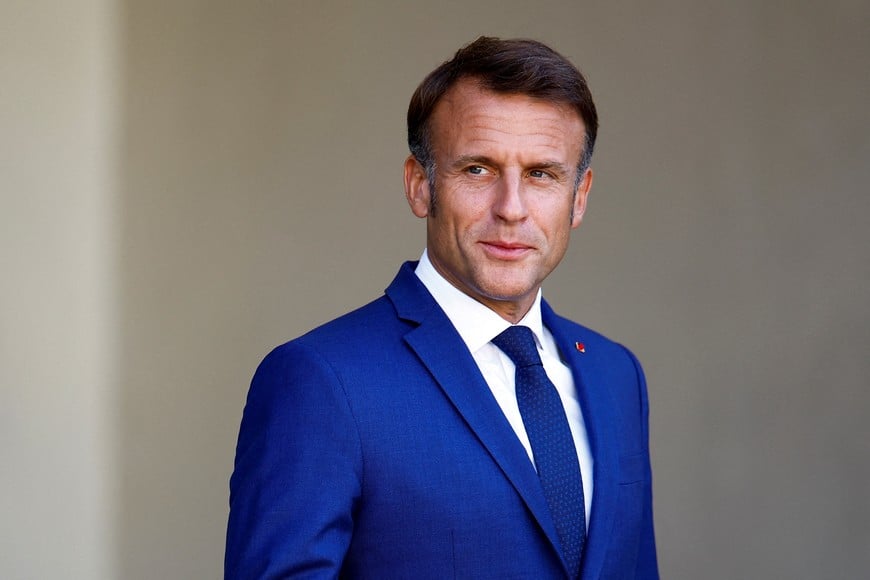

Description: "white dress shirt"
415 250 593 525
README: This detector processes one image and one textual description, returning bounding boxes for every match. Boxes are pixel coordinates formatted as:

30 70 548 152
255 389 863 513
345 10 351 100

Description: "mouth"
480 241 534 260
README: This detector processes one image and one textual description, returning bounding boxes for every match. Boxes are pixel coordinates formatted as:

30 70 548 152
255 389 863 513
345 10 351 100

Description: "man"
226 37 658 579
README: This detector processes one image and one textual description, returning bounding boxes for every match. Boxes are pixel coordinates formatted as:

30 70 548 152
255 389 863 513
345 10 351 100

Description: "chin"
477 280 535 303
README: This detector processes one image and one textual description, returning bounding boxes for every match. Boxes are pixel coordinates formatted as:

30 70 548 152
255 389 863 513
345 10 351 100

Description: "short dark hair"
407 36 599 179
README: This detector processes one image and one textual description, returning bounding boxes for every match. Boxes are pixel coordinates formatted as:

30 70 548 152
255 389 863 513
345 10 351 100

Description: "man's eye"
467 166 488 175
529 169 551 179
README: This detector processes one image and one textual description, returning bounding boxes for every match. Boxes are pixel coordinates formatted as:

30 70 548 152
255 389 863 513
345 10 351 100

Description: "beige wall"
2 1 868 578
1 1 119 578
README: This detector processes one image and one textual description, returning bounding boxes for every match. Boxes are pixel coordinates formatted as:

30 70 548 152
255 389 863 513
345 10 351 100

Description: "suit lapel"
543 302 620 580
386 264 567 573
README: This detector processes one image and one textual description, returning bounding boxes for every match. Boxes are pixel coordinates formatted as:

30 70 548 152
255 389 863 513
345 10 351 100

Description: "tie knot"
492 326 543 368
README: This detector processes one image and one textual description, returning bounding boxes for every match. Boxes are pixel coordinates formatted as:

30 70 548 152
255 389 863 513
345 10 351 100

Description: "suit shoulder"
546 308 638 361
259 294 406 370
270 293 388 340
543 305 647 403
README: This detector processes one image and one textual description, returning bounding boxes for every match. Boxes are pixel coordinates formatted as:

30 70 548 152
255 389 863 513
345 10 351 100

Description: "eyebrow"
450 155 495 170
450 155 571 176
531 161 571 176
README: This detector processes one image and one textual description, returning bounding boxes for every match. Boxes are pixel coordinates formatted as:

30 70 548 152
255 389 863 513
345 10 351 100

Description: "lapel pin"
575 342 586 353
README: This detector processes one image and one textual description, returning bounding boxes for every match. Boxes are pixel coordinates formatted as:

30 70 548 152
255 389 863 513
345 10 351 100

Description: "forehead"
429 79 585 160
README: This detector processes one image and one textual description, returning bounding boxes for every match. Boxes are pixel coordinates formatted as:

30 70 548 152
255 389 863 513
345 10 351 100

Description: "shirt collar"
414 249 546 354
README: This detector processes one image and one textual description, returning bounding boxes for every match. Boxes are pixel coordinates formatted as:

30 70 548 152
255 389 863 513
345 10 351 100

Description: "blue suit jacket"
226 262 658 579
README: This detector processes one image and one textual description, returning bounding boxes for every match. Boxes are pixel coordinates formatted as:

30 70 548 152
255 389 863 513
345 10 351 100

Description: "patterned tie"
492 325 585 578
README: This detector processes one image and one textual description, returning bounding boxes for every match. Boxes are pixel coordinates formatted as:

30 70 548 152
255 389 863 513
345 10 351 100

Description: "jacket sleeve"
225 341 363 579
626 347 660 579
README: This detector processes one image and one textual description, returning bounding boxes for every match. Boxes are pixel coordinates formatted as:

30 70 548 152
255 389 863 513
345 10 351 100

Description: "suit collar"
384 261 433 324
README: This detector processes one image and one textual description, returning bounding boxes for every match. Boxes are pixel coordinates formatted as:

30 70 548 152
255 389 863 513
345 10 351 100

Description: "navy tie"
492 325 585 578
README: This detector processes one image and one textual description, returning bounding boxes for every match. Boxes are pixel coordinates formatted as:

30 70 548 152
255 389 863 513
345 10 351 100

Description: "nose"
493 172 528 222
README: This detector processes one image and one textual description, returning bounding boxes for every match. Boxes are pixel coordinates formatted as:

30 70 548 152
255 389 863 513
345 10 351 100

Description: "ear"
571 167 593 229
404 155 431 218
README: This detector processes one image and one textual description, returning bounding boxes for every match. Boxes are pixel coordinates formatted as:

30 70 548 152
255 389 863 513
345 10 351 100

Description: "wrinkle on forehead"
431 80 585 168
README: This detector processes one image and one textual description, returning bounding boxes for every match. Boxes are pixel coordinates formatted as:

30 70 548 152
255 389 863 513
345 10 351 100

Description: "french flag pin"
575 342 586 353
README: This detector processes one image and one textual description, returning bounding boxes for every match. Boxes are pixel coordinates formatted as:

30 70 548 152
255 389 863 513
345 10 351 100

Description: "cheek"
444 201 491 236
428 213 471 254
536 204 574 237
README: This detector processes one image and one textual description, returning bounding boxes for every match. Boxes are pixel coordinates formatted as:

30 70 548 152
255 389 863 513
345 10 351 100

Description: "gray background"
2 0 868 578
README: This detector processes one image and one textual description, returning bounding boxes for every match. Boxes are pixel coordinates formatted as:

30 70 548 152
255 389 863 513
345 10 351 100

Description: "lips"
480 240 534 260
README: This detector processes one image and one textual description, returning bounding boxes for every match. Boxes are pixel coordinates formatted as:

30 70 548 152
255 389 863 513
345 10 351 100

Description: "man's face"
404 79 592 323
